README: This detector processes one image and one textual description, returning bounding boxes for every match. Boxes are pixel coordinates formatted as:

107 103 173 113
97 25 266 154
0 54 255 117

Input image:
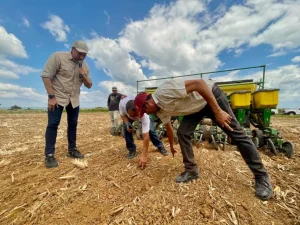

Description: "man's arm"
79 67 92 89
139 132 150 169
42 78 55 95
165 121 177 157
82 75 92 89
185 79 232 130
107 94 111 107
120 115 130 124
41 53 59 111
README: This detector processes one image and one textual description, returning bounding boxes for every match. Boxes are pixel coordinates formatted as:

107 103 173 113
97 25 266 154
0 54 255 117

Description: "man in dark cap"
107 86 123 135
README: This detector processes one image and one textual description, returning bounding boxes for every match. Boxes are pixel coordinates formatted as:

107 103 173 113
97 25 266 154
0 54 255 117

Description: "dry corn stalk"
227 209 238 225
110 206 124 215
59 174 76 180
171 207 181 218
72 158 88 169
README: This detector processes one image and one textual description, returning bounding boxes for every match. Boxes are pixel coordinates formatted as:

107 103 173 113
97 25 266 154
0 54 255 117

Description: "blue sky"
0 0 300 108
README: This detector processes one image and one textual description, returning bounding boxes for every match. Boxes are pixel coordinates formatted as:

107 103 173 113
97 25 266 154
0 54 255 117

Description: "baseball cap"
72 40 89 53
112 86 117 90
134 92 149 118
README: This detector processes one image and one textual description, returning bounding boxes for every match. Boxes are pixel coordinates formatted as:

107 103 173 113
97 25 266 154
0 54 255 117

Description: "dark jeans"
45 103 79 156
177 85 267 177
123 118 163 152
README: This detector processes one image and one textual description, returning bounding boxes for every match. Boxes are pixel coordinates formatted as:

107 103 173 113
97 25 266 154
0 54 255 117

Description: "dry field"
0 113 299 225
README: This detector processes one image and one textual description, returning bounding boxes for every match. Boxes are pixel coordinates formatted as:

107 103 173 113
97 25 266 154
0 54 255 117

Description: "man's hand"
170 146 177 158
78 68 86 77
48 98 58 111
138 154 148 169
126 123 134 133
215 110 233 131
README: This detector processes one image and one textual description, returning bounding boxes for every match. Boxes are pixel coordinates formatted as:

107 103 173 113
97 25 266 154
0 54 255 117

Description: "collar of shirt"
152 93 162 111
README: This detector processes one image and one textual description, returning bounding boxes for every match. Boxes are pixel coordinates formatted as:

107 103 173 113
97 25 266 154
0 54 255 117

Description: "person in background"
119 96 168 159
134 78 273 201
41 40 92 168
107 86 123 135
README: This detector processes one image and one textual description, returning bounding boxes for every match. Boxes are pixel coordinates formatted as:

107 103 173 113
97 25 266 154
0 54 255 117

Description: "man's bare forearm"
42 78 54 95
121 115 130 124
82 76 92 89
142 132 150 156
165 122 174 148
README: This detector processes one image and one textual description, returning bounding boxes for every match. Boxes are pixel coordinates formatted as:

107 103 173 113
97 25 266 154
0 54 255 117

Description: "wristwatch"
48 94 55 99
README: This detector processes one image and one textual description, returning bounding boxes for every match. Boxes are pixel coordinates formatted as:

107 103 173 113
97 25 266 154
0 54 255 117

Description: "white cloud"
0 57 40 77
267 51 287 57
249 1 300 50
291 56 300 63
99 80 137 97
64 43 70 49
86 36 146 85
119 0 216 78
22 17 30 27
0 83 47 107
87 0 300 87
0 69 19 79
0 26 27 58
80 90 108 107
104 10 110 25
81 0 300 108
41 14 70 42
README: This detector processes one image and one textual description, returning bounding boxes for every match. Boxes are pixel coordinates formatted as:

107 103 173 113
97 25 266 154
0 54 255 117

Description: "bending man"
134 79 273 200
119 96 168 159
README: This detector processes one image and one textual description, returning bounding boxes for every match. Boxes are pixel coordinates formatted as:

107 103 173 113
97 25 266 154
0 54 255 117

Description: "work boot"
127 151 136 159
255 174 273 200
68 148 84 158
158 146 169 156
45 154 58 168
175 170 200 183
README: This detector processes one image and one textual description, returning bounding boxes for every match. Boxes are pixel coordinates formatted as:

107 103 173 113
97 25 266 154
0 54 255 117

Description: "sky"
0 0 300 109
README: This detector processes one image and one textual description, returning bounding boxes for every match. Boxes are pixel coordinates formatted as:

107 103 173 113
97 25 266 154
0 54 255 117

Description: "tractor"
137 65 294 158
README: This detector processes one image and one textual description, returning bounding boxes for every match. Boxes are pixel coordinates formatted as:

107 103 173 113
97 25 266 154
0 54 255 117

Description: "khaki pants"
109 110 119 128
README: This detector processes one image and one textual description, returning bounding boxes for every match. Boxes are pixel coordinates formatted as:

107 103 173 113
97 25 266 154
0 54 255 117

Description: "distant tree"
11 105 22 110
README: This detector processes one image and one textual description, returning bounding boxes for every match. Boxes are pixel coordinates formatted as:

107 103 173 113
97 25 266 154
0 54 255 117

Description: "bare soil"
0 113 299 225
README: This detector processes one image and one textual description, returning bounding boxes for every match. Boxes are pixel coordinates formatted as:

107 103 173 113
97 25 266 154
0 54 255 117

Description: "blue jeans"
45 103 79 156
123 118 163 152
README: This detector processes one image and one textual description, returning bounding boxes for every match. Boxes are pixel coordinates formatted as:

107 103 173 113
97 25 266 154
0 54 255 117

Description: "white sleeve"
119 100 126 116
141 114 150 134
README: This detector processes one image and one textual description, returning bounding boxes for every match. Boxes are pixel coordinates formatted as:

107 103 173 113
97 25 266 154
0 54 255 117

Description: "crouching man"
119 96 168 159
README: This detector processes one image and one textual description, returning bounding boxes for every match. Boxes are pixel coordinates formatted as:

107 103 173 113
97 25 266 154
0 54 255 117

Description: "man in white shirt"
119 96 168 159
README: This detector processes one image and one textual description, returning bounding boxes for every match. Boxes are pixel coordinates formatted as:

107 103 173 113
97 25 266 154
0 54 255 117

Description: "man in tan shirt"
41 40 92 168
134 79 273 201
